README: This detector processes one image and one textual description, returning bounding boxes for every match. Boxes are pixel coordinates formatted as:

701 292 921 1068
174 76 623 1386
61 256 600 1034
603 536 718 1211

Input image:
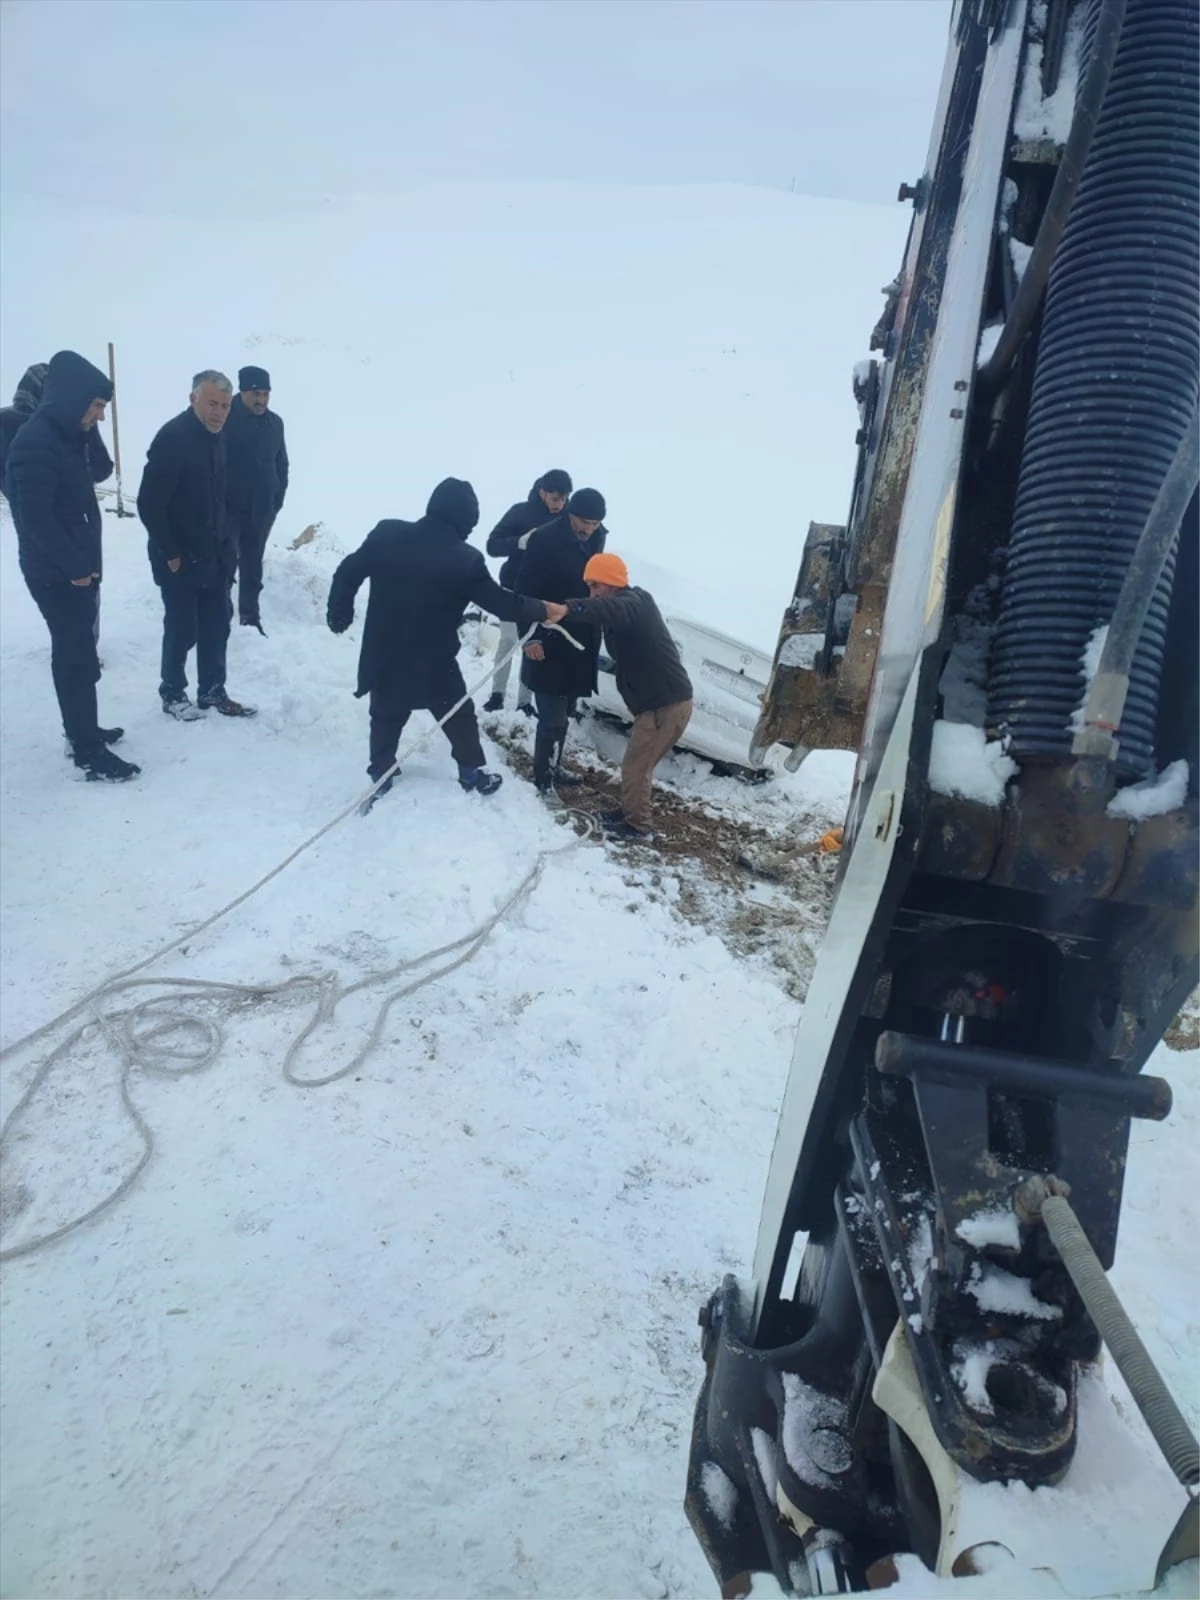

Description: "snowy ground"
0 512 837 1599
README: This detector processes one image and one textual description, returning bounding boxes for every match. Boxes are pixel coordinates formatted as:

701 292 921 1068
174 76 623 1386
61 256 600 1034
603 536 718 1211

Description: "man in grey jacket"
562 551 693 839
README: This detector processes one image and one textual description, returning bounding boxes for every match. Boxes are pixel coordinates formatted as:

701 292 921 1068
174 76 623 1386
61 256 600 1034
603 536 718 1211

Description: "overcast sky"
1 0 952 219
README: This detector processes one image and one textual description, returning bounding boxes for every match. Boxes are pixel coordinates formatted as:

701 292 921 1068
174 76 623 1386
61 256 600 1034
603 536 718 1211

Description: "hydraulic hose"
1018 1180 1200 1488
1074 405 1200 758
979 0 1127 391
987 0 1199 775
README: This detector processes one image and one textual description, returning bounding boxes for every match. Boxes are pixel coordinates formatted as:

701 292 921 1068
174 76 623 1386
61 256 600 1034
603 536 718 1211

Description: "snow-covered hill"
0 181 909 650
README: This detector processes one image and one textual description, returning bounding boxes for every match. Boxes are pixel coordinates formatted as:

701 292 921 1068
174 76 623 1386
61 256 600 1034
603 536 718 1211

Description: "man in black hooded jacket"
5 350 140 782
1 363 114 491
482 468 571 711
327 477 567 798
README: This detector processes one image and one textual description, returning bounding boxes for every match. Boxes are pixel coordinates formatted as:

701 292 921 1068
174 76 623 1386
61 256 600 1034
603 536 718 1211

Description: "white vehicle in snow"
472 611 784 776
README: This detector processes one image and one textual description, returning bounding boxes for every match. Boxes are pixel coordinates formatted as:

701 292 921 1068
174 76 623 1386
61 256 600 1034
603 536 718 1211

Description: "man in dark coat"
564 552 693 839
3 360 116 651
483 468 572 712
327 477 567 798
139 370 256 720
224 364 289 634
517 486 608 791
5 350 140 782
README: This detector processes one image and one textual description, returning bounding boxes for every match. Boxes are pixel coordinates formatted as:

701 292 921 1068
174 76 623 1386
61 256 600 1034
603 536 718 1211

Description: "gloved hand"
327 610 352 634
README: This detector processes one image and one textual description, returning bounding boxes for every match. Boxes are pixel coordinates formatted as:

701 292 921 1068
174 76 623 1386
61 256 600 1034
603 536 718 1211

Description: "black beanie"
539 468 573 496
568 487 606 521
239 365 271 391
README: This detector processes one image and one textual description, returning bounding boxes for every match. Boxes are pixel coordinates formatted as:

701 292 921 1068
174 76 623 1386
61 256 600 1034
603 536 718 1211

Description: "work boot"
73 744 141 782
459 766 503 797
604 815 651 842
162 696 206 721
367 766 397 798
198 694 258 718
64 726 125 759
483 692 505 713
517 701 536 718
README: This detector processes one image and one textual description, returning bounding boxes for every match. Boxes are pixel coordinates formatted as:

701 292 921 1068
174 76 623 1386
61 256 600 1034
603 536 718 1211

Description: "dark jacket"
138 408 233 577
486 487 551 587
327 478 547 700
567 586 694 715
5 351 114 586
1 364 113 491
223 395 288 525
518 513 607 699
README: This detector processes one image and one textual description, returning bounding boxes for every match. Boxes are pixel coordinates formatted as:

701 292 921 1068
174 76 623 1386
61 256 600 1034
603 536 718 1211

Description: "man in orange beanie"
563 552 693 839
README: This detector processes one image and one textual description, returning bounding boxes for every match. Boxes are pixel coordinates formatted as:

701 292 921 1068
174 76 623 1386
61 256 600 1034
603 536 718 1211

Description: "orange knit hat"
584 552 629 588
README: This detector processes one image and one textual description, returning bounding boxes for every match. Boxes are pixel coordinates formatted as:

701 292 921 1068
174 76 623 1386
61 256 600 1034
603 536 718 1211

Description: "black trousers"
25 576 101 745
154 560 233 703
533 691 574 780
231 511 275 619
368 665 485 776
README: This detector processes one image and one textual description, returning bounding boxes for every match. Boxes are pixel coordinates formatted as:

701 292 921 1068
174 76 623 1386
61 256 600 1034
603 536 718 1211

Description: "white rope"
0 617 595 1262
1 617 580 1067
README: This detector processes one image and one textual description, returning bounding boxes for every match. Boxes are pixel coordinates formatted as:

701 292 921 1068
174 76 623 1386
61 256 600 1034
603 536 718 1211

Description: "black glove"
327 611 351 634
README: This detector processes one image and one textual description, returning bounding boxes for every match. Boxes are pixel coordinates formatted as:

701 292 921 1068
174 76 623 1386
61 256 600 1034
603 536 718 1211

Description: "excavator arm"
688 0 1198 1590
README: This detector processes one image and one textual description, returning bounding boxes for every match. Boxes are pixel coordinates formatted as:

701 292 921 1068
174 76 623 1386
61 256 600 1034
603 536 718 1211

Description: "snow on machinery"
688 0 1198 1592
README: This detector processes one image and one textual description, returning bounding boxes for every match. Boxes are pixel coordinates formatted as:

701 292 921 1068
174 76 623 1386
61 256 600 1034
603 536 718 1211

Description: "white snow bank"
929 721 1018 805
977 321 1003 368
967 1263 1062 1321
957 1207 1021 1251
1108 760 1189 821
953 1342 999 1415
1069 623 1110 734
701 1461 738 1531
1013 0 1083 144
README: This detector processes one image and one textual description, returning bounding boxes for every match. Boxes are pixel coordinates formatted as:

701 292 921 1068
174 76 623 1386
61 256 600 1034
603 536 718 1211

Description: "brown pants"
621 699 692 829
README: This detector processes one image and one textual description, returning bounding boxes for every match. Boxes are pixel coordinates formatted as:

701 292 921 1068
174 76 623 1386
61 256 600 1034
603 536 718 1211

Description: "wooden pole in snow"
105 342 133 517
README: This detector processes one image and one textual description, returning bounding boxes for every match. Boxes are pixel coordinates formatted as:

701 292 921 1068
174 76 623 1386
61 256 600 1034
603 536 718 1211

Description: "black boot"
483 692 505 713
73 744 141 782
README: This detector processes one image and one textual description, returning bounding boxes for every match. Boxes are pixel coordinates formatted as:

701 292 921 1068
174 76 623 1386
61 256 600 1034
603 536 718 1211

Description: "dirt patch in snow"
488 722 839 1000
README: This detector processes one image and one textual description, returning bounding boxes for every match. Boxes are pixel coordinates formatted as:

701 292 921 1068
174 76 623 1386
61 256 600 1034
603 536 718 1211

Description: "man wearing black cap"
5 350 140 781
483 468 572 712
327 478 568 801
517 487 608 792
224 365 289 633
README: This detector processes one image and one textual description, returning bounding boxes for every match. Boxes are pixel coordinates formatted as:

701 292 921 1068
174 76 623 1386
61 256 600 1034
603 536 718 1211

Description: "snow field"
0 511 829 1599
